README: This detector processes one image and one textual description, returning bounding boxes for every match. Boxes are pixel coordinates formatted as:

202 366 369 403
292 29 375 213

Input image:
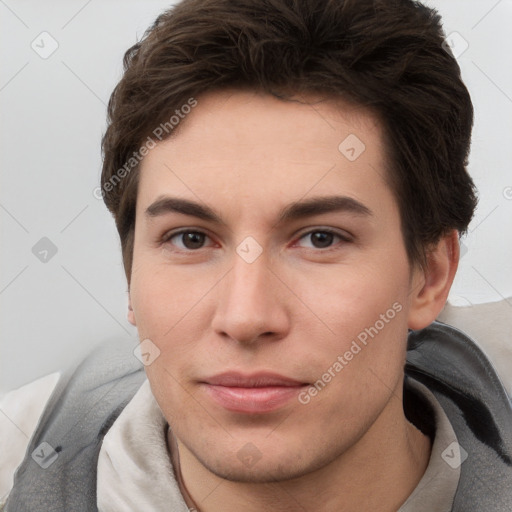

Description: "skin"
128 89 459 511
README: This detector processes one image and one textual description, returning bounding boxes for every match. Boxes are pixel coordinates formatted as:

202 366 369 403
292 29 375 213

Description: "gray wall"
1 0 511 392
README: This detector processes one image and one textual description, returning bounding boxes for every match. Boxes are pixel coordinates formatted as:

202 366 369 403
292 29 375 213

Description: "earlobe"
407 230 460 330
128 295 137 326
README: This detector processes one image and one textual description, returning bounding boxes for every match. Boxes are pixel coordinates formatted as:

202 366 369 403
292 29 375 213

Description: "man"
3 0 512 510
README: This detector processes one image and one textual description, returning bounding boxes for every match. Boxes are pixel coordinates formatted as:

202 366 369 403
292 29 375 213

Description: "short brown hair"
101 0 477 283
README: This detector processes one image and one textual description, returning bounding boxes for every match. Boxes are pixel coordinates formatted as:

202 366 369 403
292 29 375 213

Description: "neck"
168 394 431 512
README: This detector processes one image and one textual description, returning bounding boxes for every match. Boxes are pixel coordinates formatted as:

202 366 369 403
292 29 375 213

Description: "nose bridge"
226 252 272 316
213 248 287 343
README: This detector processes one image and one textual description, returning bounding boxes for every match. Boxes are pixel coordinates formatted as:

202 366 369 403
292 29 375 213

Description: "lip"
201 372 309 414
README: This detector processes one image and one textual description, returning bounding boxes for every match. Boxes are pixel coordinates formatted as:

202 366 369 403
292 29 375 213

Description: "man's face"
129 90 420 482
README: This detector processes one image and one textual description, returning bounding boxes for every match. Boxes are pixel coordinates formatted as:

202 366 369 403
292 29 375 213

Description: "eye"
163 230 213 251
296 229 350 249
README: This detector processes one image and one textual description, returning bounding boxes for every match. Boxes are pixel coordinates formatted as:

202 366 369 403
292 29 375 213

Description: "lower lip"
202 384 305 413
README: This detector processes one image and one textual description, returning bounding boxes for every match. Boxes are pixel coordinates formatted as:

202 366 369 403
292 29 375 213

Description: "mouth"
200 372 310 414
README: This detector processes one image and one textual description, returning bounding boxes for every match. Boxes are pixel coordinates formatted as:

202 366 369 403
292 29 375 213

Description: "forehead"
154 89 383 160
136 89 392 221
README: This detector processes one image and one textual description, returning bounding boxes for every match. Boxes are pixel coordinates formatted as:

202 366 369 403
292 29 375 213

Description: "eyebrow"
145 195 372 224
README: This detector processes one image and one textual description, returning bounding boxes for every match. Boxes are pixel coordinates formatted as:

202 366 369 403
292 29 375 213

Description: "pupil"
184 232 204 249
312 232 333 248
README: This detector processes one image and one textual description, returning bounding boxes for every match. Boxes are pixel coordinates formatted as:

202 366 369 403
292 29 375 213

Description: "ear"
407 230 460 330
128 294 136 326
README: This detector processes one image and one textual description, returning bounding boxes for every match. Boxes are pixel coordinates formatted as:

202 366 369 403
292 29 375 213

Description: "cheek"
129 262 223 390
294 257 409 339
294 294 408 431
130 267 203 415
130 260 215 339
288 252 410 389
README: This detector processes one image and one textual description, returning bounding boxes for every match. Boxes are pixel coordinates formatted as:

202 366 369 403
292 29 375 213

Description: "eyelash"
160 228 352 253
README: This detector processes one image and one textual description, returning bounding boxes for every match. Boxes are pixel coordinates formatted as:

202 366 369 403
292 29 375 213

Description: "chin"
187 438 338 484
199 459 310 484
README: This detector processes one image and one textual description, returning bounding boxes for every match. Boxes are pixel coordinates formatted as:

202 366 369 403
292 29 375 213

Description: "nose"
211 251 290 345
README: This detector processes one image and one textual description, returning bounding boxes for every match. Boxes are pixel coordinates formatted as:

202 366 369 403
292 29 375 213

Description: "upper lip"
203 372 307 388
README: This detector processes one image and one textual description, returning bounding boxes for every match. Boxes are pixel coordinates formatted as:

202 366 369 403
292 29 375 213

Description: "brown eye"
297 229 348 249
166 230 211 250
310 232 335 248
181 232 206 249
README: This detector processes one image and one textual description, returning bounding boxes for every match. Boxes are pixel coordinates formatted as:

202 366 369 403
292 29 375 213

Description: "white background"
1 0 511 392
